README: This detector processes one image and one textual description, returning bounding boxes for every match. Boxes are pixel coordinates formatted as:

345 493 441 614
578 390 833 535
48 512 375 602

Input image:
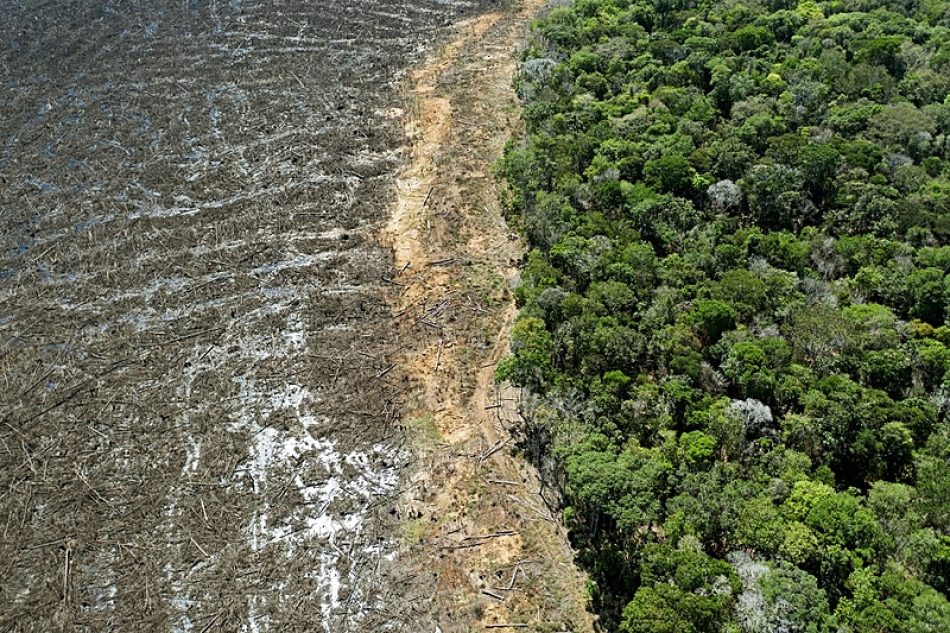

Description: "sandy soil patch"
383 2 596 630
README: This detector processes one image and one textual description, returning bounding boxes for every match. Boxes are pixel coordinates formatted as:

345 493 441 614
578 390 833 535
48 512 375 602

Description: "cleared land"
0 1 496 630
383 3 595 631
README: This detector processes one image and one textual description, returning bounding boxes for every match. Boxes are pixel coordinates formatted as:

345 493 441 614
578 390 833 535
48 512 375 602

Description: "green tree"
621 542 739 633
644 154 697 198
742 164 812 230
688 299 737 344
496 317 554 391
722 341 775 402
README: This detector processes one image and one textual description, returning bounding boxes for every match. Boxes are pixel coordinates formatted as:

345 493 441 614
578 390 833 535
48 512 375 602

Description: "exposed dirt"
383 3 597 631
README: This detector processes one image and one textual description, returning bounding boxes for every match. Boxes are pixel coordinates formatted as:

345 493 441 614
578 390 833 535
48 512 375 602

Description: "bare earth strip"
0 1 500 631
384 2 597 631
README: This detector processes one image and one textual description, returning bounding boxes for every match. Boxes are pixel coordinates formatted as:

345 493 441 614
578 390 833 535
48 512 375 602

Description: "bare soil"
382 3 596 631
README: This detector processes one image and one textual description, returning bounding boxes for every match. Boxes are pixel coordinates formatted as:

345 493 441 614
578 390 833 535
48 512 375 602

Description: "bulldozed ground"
384 3 595 631
0 1 493 630
0 0 591 631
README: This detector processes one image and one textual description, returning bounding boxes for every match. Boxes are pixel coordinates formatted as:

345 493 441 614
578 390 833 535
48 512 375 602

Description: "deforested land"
0 1 559 631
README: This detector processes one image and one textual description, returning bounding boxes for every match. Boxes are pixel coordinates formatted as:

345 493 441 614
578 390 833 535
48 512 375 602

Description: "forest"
498 0 950 629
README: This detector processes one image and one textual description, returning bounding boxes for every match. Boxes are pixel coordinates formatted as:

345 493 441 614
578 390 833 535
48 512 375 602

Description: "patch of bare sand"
383 2 597 631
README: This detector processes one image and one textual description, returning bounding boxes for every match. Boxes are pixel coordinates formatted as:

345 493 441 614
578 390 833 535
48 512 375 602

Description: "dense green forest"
498 0 950 629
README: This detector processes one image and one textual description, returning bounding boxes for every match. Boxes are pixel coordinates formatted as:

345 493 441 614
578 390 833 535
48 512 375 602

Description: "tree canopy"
500 0 950 629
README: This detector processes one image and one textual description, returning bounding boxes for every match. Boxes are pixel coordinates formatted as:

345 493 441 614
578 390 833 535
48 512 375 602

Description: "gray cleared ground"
0 1 492 630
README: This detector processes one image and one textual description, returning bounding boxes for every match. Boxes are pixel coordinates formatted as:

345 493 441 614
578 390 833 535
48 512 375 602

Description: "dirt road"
384 3 596 630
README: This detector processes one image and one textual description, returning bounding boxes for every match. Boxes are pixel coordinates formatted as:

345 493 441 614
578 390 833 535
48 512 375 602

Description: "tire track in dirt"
384 2 597 631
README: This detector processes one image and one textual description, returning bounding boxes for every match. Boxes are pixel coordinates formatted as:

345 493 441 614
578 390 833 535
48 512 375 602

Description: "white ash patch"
225 306 402 631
